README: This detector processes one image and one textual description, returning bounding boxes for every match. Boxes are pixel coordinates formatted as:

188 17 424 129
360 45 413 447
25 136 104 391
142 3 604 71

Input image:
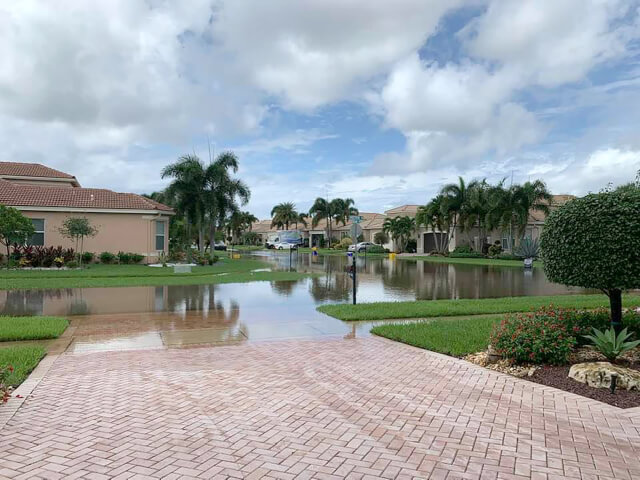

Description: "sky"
1 0 639 219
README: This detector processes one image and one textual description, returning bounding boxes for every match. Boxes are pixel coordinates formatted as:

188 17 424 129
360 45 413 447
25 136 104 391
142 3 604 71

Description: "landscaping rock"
486 344 502 363
568 362 640 391
464 352 539 378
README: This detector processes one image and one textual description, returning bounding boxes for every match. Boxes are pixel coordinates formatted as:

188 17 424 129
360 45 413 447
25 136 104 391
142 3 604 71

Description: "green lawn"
318 294 640 321
0 316 68 341
398 255 540 268
371 316 502 356
0 345 46 386
0 258 316 290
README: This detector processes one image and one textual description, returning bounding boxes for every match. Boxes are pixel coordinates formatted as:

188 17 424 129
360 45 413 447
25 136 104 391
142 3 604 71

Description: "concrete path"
1 337 640 479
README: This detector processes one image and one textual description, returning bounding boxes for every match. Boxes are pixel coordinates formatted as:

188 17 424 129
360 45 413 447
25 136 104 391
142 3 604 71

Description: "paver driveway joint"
1 336 639 480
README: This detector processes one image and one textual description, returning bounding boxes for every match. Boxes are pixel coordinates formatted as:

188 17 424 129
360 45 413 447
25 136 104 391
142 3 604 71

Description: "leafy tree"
383 216 416 253
373 231 388 246
309 198 335 243
0 206 34 267
331 198 359 226
540 189 640 330
58 217 98 266
228 211 258 241
271 202 300 230
417 195 453 253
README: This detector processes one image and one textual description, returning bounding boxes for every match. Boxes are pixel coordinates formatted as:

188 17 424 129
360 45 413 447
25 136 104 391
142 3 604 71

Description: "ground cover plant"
0 316 68 342
0 345 46 387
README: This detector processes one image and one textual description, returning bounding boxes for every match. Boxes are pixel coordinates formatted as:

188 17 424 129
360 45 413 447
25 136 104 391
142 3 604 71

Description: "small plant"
514 238 540 259
66 260 78 269
130 253 144 264
1 364 14 403
487 241 502 258
53 256 64 268
490 308 576 365
338 237 353 250
81 251 94 264
117 251 131 264
583 327 640 362
18 257 31 268
99 251 116 264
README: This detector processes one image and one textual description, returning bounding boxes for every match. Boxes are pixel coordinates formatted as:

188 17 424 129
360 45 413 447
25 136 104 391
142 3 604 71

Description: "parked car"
213 242 227 251
348 242 375 253
274 242 297 250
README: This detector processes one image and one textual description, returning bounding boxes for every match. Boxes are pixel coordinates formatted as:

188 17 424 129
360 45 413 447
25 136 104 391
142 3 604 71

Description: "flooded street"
0 253 587 352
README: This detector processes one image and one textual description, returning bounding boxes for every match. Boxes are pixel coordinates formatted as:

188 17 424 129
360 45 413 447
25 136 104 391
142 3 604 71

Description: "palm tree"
383 216 416 253
271 202 300 230
417 195 453 253
512 180 552 239
309 198 335 243
440 177 478 248
460 180 490 250
204 152 250 249
228 211 258 241
331 198 359 226
162 155 207 251
294 212 308 229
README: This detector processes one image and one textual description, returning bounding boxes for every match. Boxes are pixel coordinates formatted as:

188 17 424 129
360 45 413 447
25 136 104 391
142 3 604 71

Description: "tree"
383 216 416 253
331 198 358 226
309 198 335 243
0 206 34 268
417 195 453 253
271 202 300 230
227 211 257 242
540 188 640 330
58 217 98 266
373 231 388 246
512 180 552 239
440 177 477 247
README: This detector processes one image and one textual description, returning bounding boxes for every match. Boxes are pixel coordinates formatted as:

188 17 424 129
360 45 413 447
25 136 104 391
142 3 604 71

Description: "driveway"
1 337 640 479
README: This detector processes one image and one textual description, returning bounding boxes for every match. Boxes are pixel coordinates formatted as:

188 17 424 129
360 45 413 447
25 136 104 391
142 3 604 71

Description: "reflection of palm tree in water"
164 284 241 328
271 279 304 297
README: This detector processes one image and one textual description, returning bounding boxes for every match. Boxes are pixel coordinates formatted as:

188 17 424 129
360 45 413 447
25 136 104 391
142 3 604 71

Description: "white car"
274 242 296 250
348 242 375 253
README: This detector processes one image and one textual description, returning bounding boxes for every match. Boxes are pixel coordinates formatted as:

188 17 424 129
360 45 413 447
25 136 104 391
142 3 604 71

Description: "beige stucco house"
0 162 173 263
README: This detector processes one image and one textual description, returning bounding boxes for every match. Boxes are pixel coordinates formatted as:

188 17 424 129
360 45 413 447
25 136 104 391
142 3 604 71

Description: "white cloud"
462 0 636 86
213 0 463 110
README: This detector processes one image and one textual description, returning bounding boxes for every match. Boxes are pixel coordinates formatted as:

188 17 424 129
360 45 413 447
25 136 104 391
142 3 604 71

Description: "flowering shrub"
490 307 577 365
0 364 14 403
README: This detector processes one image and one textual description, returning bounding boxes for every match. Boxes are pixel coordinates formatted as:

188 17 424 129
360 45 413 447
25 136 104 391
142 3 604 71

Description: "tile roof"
0 180 173 212
384 204 420 216
0 162 76 180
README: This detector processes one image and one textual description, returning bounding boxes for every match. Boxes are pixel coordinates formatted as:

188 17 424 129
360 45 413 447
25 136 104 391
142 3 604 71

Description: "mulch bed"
527 364 640 409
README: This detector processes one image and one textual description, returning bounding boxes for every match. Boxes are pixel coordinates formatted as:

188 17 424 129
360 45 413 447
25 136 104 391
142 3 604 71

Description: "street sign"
350 223 363 241
349 215 363 224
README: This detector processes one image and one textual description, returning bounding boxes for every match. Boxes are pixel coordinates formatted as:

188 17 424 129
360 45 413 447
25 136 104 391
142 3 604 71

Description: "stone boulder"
568 362 640 391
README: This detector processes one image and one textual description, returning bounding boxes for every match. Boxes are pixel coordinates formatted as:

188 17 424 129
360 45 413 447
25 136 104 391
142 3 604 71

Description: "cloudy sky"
1 1 639 218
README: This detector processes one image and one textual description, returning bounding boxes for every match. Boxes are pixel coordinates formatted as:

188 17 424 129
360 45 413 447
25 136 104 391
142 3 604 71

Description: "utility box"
174 265 192 274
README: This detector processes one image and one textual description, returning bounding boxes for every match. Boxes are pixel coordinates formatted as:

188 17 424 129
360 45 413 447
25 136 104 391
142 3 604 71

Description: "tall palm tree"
440 177 478 247
294 212 308 229
331 198 359 226
417 195 453 253
460 179 490 250
204 152 250 249
228 211 258 241
270 202 300 230
162 155 207 251
309 198 335 243
512 180 552 239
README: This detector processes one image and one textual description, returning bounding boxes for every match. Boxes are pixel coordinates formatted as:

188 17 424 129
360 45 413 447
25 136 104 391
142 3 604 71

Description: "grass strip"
318 294 640 321
397 255 541 268
0 316 68 341
0 345 46 386
371 316 502 356
0 271 317 290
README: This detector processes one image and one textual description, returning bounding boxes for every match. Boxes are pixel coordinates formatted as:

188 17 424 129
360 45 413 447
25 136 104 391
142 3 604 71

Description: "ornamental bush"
99 251 116 264
540 188 640 328
490 307 576 365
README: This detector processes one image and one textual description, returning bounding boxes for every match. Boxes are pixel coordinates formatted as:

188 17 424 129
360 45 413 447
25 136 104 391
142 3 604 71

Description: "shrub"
450 245 484 258
53 256 64 268
66 260 78 269
487 241 502 257
541 188 640 329
490 308 577 365
117 251 131 264
81 252 94 264
167 248 186 262
496 253 519 261
338 237 353 250
373 231 389 245
130 253 144 264
365 244 386 254
584 327 640 362
331 241 341 249
99 251 116 264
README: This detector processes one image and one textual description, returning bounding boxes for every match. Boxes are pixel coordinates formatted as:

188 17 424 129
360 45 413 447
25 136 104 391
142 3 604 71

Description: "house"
0 162 174 263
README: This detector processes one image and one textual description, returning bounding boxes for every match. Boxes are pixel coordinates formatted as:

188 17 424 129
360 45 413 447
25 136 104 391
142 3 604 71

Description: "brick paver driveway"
1 337 640 479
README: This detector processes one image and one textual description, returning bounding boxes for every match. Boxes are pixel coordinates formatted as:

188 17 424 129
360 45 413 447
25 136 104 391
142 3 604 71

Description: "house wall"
18 210 171 263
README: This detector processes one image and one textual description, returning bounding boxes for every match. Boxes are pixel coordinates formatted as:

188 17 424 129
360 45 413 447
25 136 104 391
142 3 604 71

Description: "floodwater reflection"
0 254 589 351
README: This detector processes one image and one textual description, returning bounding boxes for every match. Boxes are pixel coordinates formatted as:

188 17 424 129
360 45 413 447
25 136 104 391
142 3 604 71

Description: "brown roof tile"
0 180 173 212
0 162 76 180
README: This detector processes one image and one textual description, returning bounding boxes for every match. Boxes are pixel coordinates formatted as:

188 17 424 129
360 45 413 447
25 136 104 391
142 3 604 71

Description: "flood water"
0 252 587 350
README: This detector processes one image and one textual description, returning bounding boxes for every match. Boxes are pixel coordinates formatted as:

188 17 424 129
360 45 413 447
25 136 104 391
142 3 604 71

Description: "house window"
155 221 166 251
30 219 45 246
